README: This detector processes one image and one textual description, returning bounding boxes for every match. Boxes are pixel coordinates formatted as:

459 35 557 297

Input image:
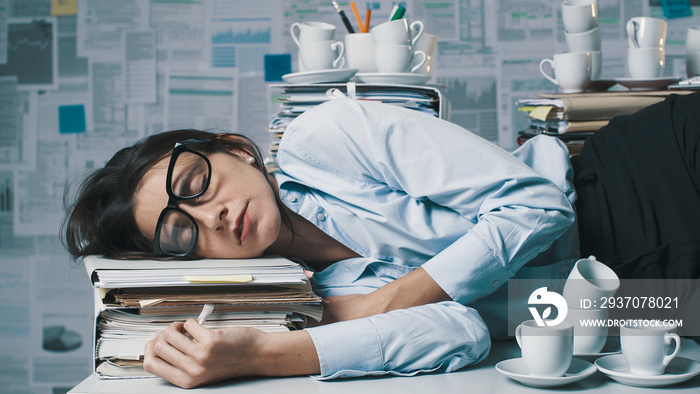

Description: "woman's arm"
143 319 319 388
320 267 449 323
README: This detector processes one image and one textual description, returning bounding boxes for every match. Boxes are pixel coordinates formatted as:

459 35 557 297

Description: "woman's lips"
237 203 250 244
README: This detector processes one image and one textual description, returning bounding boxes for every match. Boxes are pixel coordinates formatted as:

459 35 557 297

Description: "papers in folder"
84 255 308 287
83 255 323 379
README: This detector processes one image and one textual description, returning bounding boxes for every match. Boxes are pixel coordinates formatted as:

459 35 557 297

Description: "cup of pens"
333 1 376 73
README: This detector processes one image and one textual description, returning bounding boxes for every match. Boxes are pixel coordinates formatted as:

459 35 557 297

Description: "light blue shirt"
273 98 579 379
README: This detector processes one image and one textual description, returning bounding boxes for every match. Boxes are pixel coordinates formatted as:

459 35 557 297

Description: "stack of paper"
83 256 323 379
266 83 448 165
515 90 692 155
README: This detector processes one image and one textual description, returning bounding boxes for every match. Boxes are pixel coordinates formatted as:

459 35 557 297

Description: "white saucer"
614 77 682 91
282 68 357 84
353 72 431 85
495 358 597 388
595 354 700 388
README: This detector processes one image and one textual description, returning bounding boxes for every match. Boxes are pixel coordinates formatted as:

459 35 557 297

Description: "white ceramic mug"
290 21 336 47
374 44 426 73
686 26 700 52
539 52 591 93
620 320 681 376
299 40 345 71
561 0 598 34
563 256 619 306
564 307 608 355
628 47 665 79
370 19 424 46
627 17 667 49
344 33 377 73
687 50 700 77
413 33 437 75
515 320 574 377
565 26 601 52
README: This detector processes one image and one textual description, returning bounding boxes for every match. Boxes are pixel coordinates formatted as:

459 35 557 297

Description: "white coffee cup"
290 21 336 47
299 40 345 71
620 320 681 376
540 52 591 93
374 44 426 73
686 26 700 52
686 50 700 77
628 47 665 79
370 19 424 46
565 26 601 52
564 307 608 354
515 320 574 377
561 0 598 34
413 33 437 75
563 256 619 306
627 17 667 49
345 33 377 73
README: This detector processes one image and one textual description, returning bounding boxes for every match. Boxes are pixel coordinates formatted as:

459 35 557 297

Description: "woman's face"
133 150 282 258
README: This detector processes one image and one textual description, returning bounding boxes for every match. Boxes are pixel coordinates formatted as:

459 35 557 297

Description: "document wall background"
0 0 697 392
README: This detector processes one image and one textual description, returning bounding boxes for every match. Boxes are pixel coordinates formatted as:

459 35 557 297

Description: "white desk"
70 338 700 394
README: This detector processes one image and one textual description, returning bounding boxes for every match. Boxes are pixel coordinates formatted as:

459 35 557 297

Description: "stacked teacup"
626 17 667 79
539 0 599 93
369 19 426 74
562 256 620 355
291 21 345 72
562 0 601 81
686 26 700 77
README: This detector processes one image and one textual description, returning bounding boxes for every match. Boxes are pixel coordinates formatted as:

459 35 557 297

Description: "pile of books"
84 255 323 379
515 90 691 155
266 82 449 166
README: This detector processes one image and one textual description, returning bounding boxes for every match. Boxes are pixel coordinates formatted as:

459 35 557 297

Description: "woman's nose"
182 203 228 232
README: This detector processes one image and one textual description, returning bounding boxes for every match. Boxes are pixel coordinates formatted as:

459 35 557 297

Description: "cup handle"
410 50 427 73
332 41 345 69
662 333 681 367
627 20 640 48
409 21 424 46
515 324 523 349
539 58 557 85
290 22 301 47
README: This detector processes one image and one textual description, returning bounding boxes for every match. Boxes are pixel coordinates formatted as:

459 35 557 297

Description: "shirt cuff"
421 233 510 305
306 318 384 379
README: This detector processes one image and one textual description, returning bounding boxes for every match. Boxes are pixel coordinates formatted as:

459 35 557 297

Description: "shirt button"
287 195 297 203
317 213 326 221
492 280 500 287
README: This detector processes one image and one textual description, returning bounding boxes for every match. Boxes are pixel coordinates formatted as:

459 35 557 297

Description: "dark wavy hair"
62 129 287 260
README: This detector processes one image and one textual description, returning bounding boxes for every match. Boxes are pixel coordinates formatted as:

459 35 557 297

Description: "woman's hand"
143 318 320 389
143 319 263 388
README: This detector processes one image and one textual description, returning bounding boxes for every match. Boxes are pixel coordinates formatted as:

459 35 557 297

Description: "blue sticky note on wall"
264 54 292 82
58 105 86 134
660 0 692 19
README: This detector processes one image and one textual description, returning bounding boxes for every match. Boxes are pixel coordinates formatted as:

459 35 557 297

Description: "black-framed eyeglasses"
152 139 212 257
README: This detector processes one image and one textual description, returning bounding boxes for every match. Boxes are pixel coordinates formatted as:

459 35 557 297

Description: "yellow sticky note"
529 106 555 121
184 275 253 283
52 0 78 16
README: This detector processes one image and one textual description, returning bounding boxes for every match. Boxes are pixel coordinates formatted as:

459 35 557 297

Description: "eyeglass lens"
156 150 210 255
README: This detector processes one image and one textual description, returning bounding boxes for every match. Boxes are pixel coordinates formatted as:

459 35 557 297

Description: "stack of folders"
266 83 448 166
83 255 323 379
515 90 692 155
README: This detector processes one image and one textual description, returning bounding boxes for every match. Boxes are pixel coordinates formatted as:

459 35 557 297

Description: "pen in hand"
197 303 214 325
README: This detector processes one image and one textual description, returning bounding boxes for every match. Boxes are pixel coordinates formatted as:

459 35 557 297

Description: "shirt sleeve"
306 301 490 379
280 99 576 305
